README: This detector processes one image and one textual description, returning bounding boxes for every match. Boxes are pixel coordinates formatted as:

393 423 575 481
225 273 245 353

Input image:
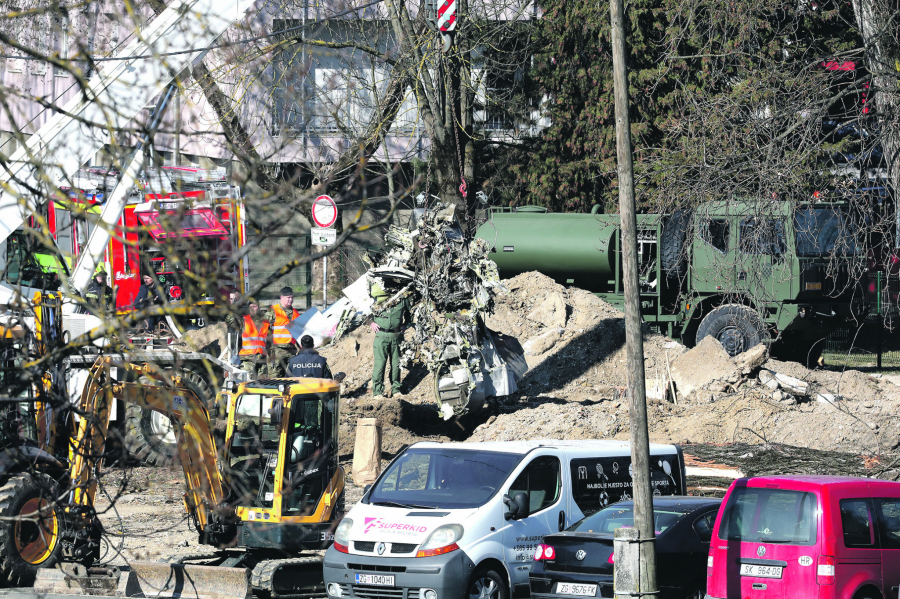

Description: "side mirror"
269 399 283 425
514 492 530 520
334 372 347 383
364 484 372 494
503 494 520 521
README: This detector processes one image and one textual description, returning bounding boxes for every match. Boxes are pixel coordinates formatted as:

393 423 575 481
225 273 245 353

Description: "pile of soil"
171 322 229 356
324 271 900 476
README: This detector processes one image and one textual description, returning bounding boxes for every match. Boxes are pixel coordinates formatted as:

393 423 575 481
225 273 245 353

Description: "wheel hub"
150 411 177 445
470 578 499 599
14 497 59 565
716 326 745 356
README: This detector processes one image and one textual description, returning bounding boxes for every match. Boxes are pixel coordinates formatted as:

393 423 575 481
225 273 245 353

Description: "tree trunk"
852 0 900 203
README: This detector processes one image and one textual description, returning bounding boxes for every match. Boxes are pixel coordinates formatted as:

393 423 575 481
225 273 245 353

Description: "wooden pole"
609 0 658 596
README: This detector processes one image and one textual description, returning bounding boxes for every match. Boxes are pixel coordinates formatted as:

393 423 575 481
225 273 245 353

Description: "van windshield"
367 448 525 509
718 487 817 545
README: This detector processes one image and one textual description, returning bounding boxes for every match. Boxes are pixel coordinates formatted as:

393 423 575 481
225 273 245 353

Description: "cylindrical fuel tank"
475 210 618 291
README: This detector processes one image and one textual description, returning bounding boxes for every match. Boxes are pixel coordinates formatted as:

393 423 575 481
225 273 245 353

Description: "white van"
323 440 686 599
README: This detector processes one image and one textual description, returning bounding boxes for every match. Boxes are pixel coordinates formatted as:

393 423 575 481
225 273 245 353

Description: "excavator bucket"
34 562 251 599
130 562 251 599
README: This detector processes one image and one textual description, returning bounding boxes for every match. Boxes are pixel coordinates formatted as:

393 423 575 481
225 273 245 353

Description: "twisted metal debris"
336 203 526 419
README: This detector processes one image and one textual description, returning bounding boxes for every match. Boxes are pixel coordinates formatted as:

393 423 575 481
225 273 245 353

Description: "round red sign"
312 195 338 228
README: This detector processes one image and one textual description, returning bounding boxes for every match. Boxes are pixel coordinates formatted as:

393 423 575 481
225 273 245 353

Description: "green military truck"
475 200 868 364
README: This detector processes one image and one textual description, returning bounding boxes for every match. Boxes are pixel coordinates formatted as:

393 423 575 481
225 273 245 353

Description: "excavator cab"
223 377 344 552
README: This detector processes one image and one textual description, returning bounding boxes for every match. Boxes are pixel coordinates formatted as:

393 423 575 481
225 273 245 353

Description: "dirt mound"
484 272 685 398
172 322 229 356
321 270 900 467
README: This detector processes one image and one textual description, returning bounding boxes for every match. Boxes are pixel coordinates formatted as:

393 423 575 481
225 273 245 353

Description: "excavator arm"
68 357 230 540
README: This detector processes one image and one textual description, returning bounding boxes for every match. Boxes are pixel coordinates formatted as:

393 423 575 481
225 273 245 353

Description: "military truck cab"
476 200 867 363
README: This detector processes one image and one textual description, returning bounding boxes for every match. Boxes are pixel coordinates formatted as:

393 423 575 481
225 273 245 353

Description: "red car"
706 475 900 599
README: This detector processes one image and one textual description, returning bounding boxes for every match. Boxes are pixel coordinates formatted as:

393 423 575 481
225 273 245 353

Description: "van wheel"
467 568 507 599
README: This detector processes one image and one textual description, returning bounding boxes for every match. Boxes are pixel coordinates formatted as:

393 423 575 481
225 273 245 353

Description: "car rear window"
718 487 817 545
569 504 695 536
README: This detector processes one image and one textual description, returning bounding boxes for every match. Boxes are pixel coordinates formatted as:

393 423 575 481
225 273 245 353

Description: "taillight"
533 544 556 561
816 555 835 585
333 542 349 553
607 552 614 564
707 553 713 576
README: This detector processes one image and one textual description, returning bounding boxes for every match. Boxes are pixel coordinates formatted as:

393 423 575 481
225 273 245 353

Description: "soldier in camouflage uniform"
370 296 411 399
265 286 299 377
225 296 268 378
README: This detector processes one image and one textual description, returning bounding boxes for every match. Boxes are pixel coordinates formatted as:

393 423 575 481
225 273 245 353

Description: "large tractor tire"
123 367 214 466
0 474 62 586
696 304 768 357
661 209 693 280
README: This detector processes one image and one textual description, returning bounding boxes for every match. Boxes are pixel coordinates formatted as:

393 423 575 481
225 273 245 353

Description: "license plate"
355 574 395 586
556 583 597 596
805 282 822 291
740 564 783 579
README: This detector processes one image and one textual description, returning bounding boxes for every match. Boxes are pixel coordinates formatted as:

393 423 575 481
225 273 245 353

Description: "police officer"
286 335 332 379
265 286 300 377
370 295 411 399
84 270 114 314
226 296 268 377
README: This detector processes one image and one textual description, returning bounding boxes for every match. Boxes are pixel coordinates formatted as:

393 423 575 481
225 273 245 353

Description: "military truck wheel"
0 474 62 586
661 209 692 280
696 304 768 357
123 367 214 465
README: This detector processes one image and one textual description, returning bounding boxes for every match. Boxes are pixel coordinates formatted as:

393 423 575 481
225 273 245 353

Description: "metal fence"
823 316 900 369
820 272 900 369
247 234 313 307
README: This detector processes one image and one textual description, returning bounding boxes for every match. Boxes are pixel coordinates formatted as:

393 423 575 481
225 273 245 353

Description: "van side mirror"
503 493 530 520
514 492 530 519
364 484 372 494
503 495 517 520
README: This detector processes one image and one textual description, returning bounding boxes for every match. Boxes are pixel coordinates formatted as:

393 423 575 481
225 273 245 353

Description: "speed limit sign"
312 195 338 228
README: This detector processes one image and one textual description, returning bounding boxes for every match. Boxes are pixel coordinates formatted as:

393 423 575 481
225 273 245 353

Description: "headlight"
334 518 353 546
419 524 464 551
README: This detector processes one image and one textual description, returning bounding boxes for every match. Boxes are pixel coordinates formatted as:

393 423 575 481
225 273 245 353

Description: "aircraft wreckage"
293 202 527 419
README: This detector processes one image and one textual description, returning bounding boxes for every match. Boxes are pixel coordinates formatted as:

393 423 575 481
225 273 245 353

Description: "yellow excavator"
34 356 346 599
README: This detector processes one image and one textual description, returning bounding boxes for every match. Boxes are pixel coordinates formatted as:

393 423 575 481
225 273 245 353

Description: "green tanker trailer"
475 201 868 364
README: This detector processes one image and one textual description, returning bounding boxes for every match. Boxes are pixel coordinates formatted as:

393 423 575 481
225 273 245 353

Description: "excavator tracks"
251 555 327 599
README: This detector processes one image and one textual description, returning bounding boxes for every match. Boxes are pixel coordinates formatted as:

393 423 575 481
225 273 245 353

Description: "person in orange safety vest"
226 296 268 377
265 286 300 377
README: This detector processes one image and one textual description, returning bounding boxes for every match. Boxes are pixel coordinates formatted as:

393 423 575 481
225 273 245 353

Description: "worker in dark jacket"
84 270 114 314
135 273 164 331
287 335 332 379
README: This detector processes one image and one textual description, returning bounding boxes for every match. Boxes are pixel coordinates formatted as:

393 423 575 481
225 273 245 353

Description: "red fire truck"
33 165 250 331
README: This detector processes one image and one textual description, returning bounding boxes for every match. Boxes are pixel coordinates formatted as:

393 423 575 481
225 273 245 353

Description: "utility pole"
609 0 658 597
